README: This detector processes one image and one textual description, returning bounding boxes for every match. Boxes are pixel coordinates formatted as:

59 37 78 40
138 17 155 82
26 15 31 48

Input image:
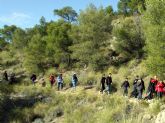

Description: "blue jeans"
72 82 77 89
107 84 111 94
58 82 63 90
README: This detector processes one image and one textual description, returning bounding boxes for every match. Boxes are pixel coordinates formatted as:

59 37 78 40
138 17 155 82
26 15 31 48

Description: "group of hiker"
100 73 112 94
2 71 165 99
30 73 78 90
100 74 165 99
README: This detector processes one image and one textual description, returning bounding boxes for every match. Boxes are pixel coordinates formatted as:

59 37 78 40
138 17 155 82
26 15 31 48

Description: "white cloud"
0 12 32 27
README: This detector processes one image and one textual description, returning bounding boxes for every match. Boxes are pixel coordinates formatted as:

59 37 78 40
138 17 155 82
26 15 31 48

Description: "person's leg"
61 83 63 89
138 90 142 99
123 88 127 96
141 90 144 99
72 82 76 90
108 84 110 94
58 82 60 91
60 83 62 90
125 88 128 96
100 84 103 93
32 80 35 85
158 92 162 99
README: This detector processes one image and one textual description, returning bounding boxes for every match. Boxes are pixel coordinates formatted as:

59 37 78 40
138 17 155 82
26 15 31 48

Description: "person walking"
137 79 145 99
72 73 78 90
30 74 36 85
131 75 139 98
100 74 106 94
57 74 63 91
49 74 55 87
3 71 8 81
145 76 158 99
106 73 112 94
121 78 130 96
155 80 165 99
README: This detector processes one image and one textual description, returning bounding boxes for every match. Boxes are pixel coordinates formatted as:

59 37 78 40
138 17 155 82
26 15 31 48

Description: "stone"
155 109 165 123
142 114 154 123
32 118 44 123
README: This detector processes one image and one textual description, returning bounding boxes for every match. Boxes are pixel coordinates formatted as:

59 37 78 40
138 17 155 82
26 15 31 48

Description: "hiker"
100 74 106 94
130 75 139 98
30 74 36 85
57 74 63 91
3 71 8 81
121 78 130 96
49 74 55 87
72 73 78 90
155 80 165 99
137 79 145 99
106 73 113 94
145 76 158 100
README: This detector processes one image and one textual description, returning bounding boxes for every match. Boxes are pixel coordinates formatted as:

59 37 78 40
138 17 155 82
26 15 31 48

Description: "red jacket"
155 82 165 92
49 75 55 83
151 79 158 84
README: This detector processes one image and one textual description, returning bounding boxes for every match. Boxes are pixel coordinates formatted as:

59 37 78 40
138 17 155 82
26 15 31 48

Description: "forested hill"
0 0 164 78
0 0 165 123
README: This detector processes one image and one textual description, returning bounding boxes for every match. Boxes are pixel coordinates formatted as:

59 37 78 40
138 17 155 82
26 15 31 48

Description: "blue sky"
0 0 119 28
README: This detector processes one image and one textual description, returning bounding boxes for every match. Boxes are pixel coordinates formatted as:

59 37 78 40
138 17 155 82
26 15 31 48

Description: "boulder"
32 118 44 123
155 109 165 123
160 105 165 111
142 114 154 123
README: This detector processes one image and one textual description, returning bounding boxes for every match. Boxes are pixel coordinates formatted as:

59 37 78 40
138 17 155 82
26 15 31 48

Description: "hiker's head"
154 75 157 80
109 73 112 76
103 74 105 77
125 77 128 81
136 75 139 79
73 73 76 76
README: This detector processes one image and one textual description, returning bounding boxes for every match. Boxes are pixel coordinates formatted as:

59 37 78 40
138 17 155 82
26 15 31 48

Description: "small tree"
143 0 165 79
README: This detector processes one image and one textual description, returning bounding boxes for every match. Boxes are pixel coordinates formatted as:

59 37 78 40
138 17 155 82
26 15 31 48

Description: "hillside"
0 59 165 123
0 0 165 123
0 80 165 123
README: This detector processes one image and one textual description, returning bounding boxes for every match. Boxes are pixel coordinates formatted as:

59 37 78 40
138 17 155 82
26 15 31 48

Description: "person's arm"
128 82 130 88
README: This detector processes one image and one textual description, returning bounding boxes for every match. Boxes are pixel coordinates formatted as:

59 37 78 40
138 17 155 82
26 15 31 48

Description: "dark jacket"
3 72 8 81
121 81 130 89
106 76 112 85
133 79 138 89
30 74 36 81
137 80 145 91
101 77 106 85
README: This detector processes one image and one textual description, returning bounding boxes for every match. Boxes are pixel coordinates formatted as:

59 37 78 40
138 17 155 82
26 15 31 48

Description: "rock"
160 105 165 111
143 114 152 120
44 108 63 122
155 109 165 123
84 85 94 90
77 99 86 106
32 118 44 123
42 97 52 103
97 106 104 110
142 114 154 123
